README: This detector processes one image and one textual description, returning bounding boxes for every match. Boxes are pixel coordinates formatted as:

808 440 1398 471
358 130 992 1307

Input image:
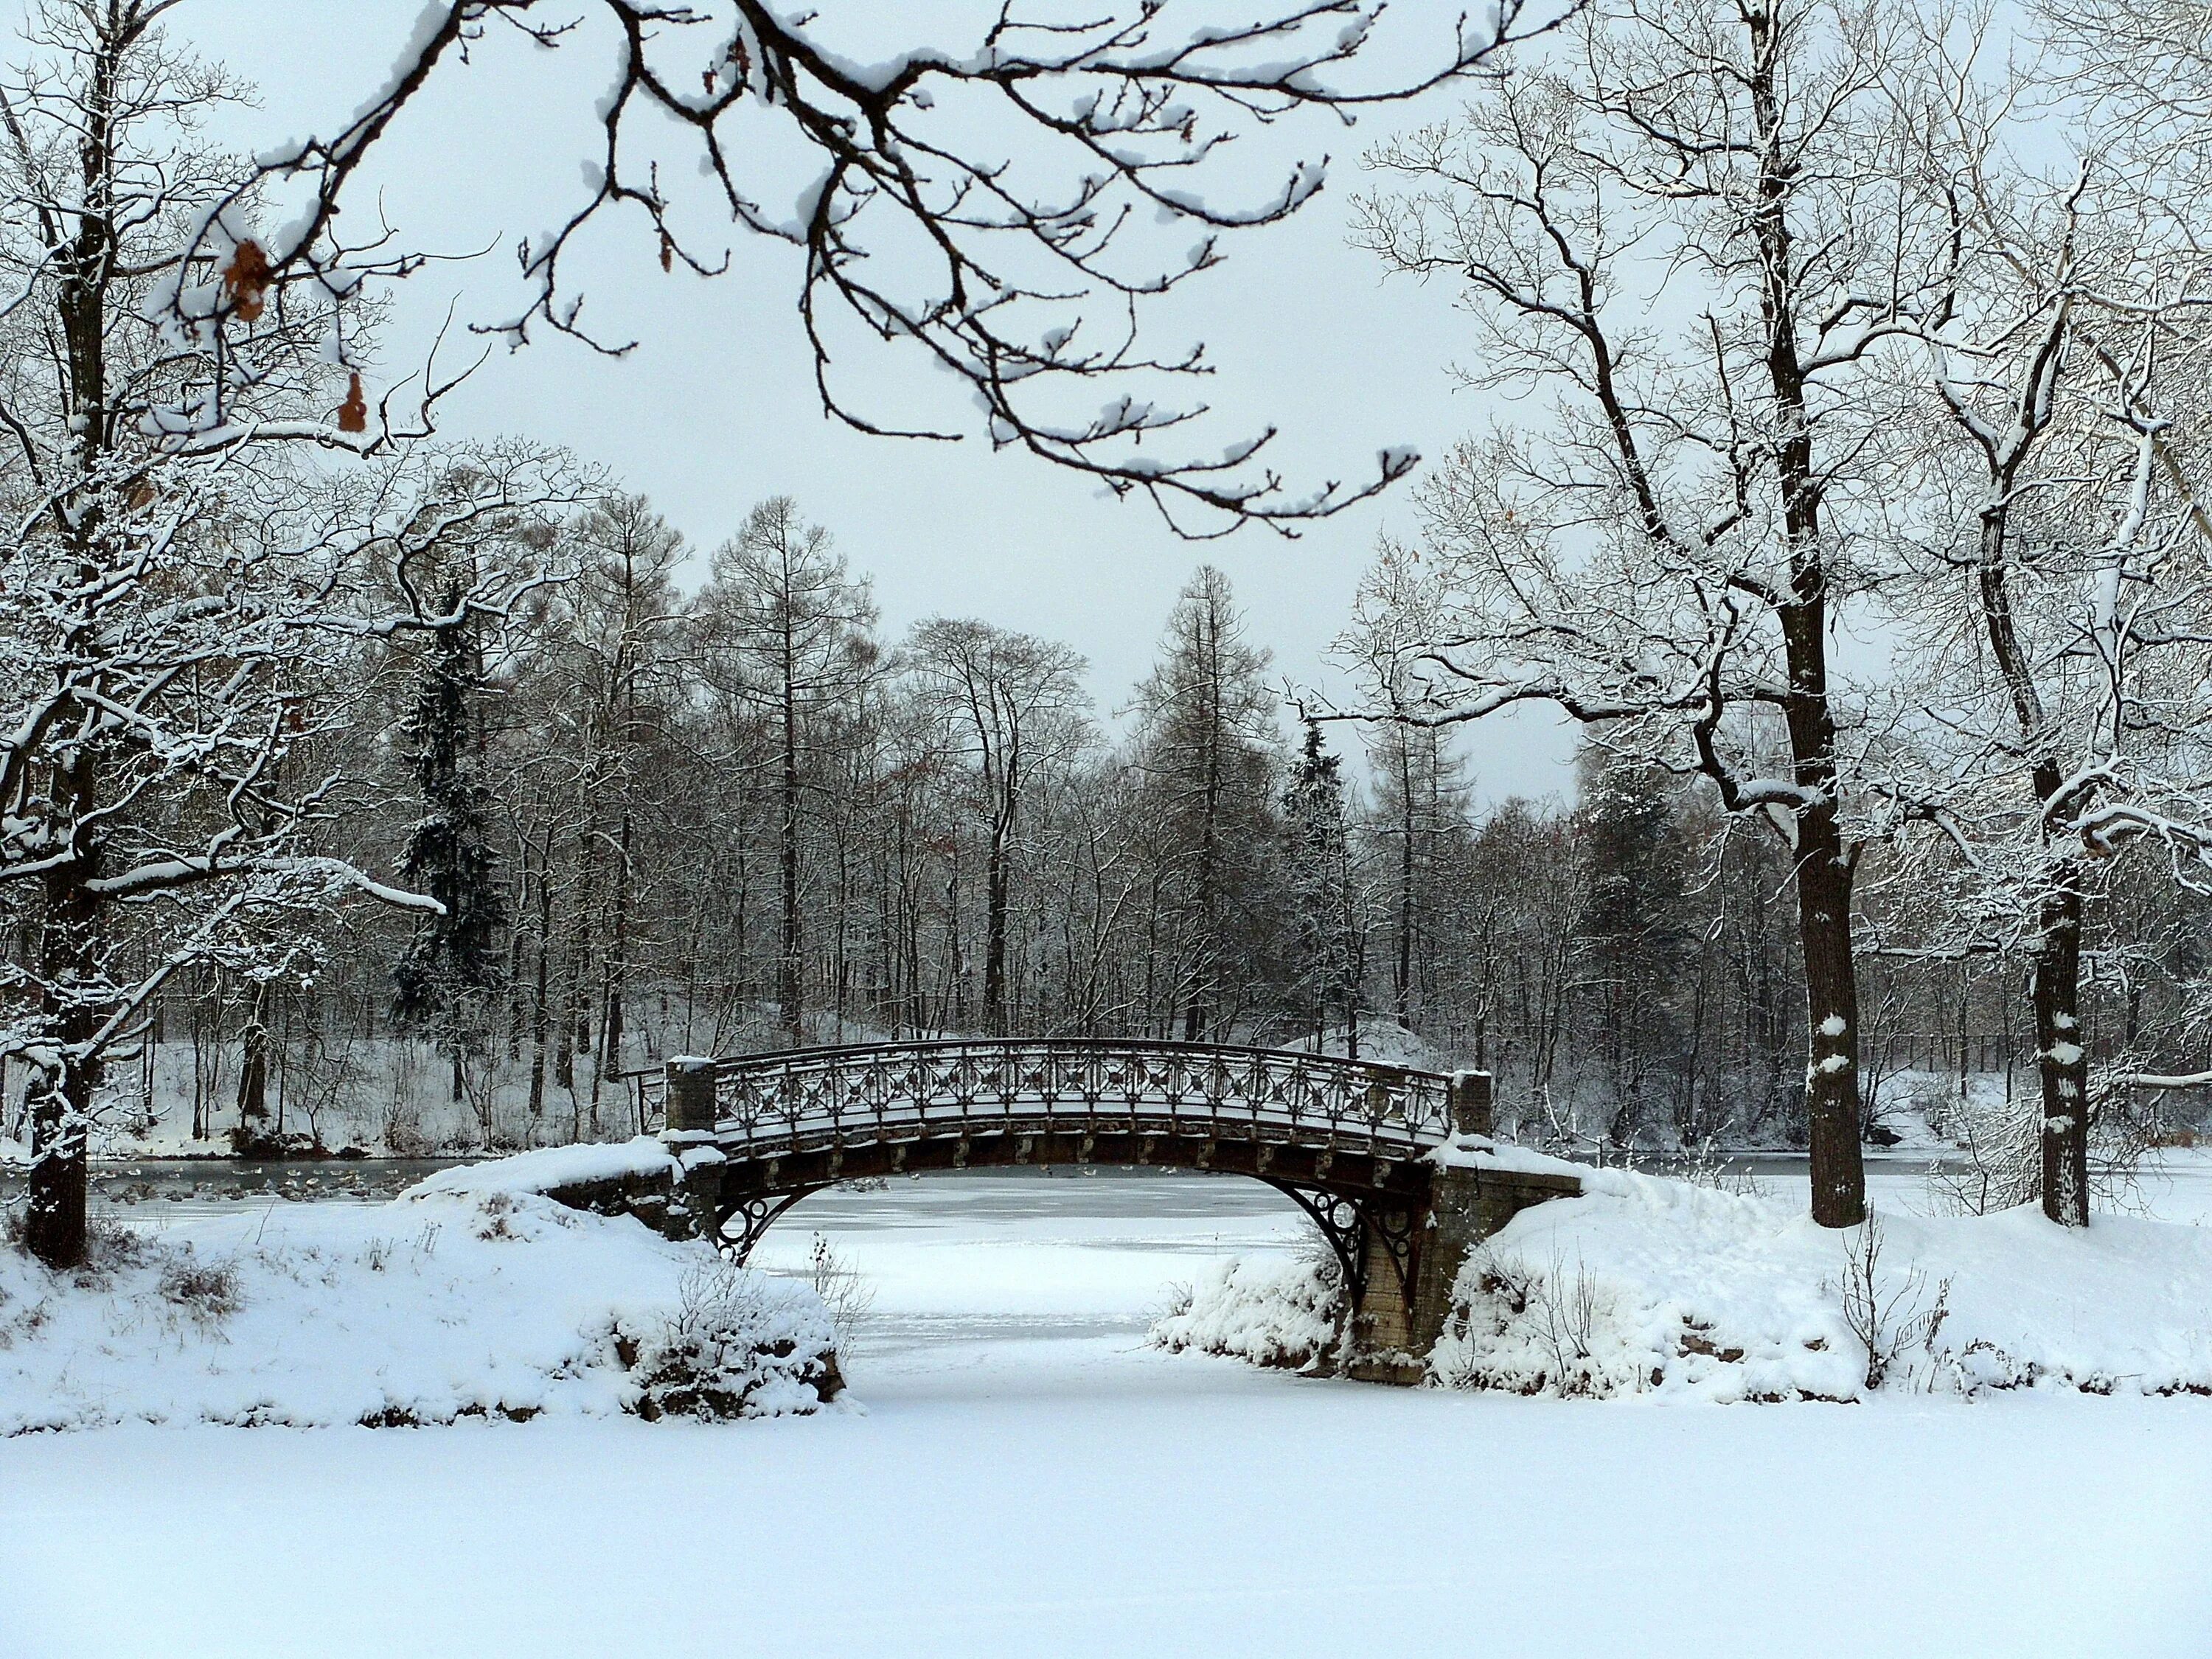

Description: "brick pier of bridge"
1335 1071 1580 1385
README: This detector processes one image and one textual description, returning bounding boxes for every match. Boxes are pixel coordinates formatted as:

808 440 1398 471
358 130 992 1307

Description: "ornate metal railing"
673 1038 1454 1164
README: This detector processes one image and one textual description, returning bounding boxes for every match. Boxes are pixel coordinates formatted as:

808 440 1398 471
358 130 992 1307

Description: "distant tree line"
40 492 2208 1166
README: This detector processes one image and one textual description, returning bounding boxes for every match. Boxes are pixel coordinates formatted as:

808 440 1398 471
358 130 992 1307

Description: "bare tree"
692 498 878 1043
1338 0 1982 1223
0 3 577 1265
161 1 1578 538
1130 566 1281 1040
1865 20 2212 1223
908 617 1090 1033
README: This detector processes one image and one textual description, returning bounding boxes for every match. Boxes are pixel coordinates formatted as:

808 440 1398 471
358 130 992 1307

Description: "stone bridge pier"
1343 1072 1580 1385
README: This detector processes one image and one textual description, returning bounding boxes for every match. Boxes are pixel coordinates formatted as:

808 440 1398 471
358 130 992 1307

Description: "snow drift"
0 1169 838 1435
1159 1160 2212 1400
399 1134 681 1202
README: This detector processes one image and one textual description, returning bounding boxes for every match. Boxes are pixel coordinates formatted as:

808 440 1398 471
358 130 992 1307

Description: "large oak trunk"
2034 866 2090 1226
24 874 102 1268
22 1061 91 1270
1794 811 1866 1228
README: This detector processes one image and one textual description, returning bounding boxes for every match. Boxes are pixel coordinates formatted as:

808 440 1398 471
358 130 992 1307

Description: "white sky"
74 1 1582 804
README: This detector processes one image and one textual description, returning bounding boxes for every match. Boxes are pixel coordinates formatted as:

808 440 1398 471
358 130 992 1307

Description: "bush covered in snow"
622 1255 843 1421
0 1177 839 1434
1431 1164 2212 1402
1151 1249 1346 1371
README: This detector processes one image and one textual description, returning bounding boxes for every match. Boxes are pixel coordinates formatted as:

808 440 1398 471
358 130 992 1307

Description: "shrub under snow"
1152 1252 1345 1371
0 1176 839 1435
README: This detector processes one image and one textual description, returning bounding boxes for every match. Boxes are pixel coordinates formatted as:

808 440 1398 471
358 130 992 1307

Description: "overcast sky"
90 1 1580 804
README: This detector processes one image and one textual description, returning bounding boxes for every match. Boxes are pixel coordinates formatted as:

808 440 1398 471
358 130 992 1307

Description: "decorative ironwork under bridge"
594 1039 1579 1380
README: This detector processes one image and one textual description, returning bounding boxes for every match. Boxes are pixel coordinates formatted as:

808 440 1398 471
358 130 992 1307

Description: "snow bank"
1431 1134 1589 1180
1158 1157 2212 1401
1435 1164 2212 1400
0 1182 836 1435
399 1135 678 1202
1152 1253 1342 1371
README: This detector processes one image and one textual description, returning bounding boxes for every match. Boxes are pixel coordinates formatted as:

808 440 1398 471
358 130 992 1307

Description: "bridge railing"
686 1038 1454 1162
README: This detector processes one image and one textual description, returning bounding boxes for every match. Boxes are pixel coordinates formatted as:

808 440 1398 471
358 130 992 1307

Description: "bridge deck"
670 1038 1457 1166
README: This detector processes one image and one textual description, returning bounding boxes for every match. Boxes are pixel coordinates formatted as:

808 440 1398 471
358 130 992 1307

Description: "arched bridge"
591 1038 1580 1381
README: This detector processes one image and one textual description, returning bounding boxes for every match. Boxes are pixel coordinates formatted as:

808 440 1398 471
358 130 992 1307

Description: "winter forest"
10 3 2212 1653
33 500 2212 1178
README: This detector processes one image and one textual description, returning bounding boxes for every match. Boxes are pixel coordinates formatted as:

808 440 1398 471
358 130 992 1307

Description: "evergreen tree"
392 586 508 1101
1571 746 1695 1144
1285 721 1361 1054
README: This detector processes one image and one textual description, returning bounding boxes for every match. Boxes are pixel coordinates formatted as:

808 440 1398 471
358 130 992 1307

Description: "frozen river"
7 1155 2212 1657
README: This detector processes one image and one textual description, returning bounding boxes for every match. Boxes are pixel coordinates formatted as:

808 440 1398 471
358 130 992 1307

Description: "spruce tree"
392 586 507 1102
1285 721 1360 1055
1571 747 1694 1144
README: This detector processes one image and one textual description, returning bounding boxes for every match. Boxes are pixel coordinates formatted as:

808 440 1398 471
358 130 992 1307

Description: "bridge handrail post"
664 1055 720 1137
1448 1070 1494 1138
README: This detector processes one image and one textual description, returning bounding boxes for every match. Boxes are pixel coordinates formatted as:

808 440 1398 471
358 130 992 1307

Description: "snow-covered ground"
0 1167 834 1435
5 1166 2212 1656
1444 1147 2212 1399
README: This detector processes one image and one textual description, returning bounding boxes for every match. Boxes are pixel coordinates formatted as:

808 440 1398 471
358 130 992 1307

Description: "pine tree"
1284 722 1361 1055
392 586 508 1102
1571 747 1694 1144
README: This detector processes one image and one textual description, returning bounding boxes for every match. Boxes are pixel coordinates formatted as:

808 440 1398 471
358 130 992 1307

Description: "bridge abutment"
1346 1162 1582 1384
662 1057 723 1240
1346 1073 1582 1385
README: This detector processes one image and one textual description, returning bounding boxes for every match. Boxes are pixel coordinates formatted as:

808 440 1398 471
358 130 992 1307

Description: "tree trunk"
528 846 552 1121
599 810 633 1081
1793 811 1866 1228
505 855 530 1060
1968 346 2092 1222
779 634 804 1043
556 821 596 1091
984 809 1011 1034
22 29 122 1270
236 981 271 1133
2034 857 2091 1225
25 863 101 1269
1747 2 1865 1227
1395 735 1415 1023
23 1057 92 1270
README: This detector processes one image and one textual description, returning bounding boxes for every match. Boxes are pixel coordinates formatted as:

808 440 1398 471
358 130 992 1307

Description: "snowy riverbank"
1161 1155 2212 1400
0 1166 836 1434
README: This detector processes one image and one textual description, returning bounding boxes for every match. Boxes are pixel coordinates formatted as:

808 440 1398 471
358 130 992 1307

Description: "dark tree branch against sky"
161 0 1576 538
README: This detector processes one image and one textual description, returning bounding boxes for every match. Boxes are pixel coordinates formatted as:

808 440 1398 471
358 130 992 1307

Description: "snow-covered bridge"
563 1040 1579 1381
